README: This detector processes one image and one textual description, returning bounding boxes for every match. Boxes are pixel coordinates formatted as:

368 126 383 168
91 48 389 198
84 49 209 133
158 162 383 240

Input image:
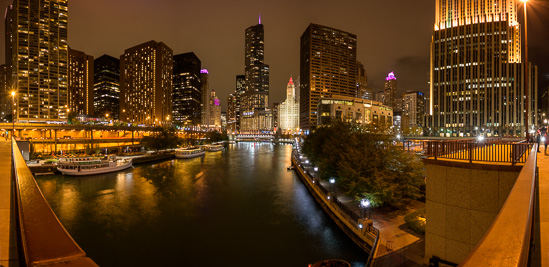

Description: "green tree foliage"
140 127 182 151
302 120 425 207
206 130 228 143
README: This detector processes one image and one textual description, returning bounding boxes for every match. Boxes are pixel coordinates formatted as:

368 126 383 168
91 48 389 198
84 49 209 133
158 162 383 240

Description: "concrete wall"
424 163 520 264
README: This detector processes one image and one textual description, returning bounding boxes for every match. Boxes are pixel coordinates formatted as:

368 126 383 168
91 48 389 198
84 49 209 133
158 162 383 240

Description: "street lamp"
361 199 371 219
522 0 530 141
11 91 15 138
329 178 336 199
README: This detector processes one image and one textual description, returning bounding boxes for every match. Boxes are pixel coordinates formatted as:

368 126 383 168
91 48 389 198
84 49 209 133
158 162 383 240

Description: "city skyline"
0 0 547 114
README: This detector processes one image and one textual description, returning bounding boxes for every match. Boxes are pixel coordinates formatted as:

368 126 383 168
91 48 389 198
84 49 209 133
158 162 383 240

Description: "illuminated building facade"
227 94 237 133
235 75 246 131
0 65 10 121
68 48 94 116
241 18 271 132
300 24 357 131
279 77 299 133
7 0 69 122
200 69 210 127
94 55 120 120
208 89 221 130
173 52 202 126
429 0 537 137
384 72 397 110
120 40 173 125
317 95 392 129
357 61 372 100
403 91 426 127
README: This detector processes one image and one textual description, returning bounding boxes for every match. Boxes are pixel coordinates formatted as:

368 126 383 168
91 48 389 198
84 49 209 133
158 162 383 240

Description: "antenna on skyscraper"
259 13 261 24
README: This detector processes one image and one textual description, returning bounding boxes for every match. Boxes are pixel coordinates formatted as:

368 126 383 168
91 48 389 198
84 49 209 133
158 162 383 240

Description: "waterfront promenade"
0 140 17 266
537 149 549 266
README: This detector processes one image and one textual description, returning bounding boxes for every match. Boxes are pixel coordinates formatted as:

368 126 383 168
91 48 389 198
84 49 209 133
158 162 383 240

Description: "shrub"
404 208 426 235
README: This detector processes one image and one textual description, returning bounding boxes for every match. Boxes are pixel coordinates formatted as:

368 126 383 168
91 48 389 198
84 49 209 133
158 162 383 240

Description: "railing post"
434 142 437 160
469 143 473 163
512 144 516 166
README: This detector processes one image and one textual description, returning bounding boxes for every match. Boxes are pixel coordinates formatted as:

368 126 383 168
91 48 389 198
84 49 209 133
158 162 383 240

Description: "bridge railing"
423 141 533 165
11 139 98 266
459 144 538 266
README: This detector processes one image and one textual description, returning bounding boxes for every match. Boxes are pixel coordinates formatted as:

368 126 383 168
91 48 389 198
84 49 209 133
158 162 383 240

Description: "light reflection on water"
36 143 367 267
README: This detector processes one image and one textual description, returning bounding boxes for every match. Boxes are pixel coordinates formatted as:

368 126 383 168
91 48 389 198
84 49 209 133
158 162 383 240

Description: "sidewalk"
315 173 426 266
0 140 18 266
536 147 549 266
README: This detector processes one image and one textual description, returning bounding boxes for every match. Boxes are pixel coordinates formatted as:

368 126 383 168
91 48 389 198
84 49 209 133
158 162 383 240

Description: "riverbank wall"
291 155 380 262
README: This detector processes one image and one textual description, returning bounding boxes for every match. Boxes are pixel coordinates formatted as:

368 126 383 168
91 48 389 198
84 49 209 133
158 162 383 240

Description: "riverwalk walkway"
536 147 549 266
317 179 425 266
0 140 17 266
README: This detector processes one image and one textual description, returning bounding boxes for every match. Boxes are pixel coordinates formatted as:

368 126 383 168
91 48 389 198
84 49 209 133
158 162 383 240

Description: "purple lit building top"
200 69 209 74
385 71 396 81
214 99 220 106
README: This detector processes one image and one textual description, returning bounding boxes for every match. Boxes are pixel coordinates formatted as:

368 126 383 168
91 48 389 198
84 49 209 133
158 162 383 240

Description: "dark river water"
36 143 368 267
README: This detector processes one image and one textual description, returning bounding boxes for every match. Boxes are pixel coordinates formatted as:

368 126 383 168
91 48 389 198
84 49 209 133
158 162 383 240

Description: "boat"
175 148 206 159
205 144 224 152
57 155 132 176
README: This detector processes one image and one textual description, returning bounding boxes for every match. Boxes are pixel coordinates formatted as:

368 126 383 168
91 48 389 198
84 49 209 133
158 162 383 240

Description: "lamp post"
329 178 336 199
361 198 371 219
522 0 529 141
11 91 15 138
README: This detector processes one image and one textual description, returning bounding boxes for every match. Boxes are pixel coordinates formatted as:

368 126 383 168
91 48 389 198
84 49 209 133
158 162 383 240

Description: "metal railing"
459 144 537 266
11 139 98 266
423 141 533 165
292 150 380 264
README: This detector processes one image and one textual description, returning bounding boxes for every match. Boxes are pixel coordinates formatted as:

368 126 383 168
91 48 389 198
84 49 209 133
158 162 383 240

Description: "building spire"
259 13 261 24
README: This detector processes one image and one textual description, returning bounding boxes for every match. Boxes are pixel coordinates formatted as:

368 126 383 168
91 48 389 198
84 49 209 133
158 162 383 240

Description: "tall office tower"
272 102 279 129
357 61 372 100
300 23 357 131
374 90 385 103
429 0 536 137
5 5 14 88
279 77 300 133
221 111 227 132
200 69 210 127
0 65 10 120
384 72 397 109
7 0 68 122
68 48 94 116
94 55 120 120
235 75 246 132
173 52 202 126
241 18 271 132
403 91 426 127
120 40 173 125
227 94 237 133
208 89 221 129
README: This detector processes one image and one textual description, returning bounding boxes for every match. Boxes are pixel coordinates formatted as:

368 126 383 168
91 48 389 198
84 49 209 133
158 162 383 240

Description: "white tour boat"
57 156 132 176
205 144 224 152
175 148 206 159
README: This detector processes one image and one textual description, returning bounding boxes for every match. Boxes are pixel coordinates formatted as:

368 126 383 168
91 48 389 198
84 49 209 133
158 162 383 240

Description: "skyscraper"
0 64 10 121
300 23 357 131
279 77 300 134
200 69 210 128
68 48 94 116
120 40 173 125
94 55 120 120
403 91 426 128
356 61 372 100
235 75 246 132
227 94 237 133
208 89 221 130
7 0 69 122
384 72 397 110
241 17 271 133
173 52 202 126
428 0 536 137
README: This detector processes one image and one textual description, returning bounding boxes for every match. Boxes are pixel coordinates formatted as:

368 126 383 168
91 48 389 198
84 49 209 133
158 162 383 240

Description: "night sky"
0 0 547 111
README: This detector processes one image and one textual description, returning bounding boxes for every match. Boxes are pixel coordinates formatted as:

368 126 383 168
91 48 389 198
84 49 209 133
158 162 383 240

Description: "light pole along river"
36 143 368 267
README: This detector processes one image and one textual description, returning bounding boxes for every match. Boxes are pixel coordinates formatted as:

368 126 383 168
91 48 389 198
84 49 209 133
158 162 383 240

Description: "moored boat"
175 148 206 159
57 156 132 176
205 144 224 152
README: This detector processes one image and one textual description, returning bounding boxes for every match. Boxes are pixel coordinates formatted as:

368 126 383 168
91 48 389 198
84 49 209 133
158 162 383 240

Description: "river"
36 143 368 266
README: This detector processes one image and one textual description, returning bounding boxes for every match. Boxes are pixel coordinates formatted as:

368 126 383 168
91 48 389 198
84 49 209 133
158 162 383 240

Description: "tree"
302 120 425 207
206 130 228 143
140 127 182 151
